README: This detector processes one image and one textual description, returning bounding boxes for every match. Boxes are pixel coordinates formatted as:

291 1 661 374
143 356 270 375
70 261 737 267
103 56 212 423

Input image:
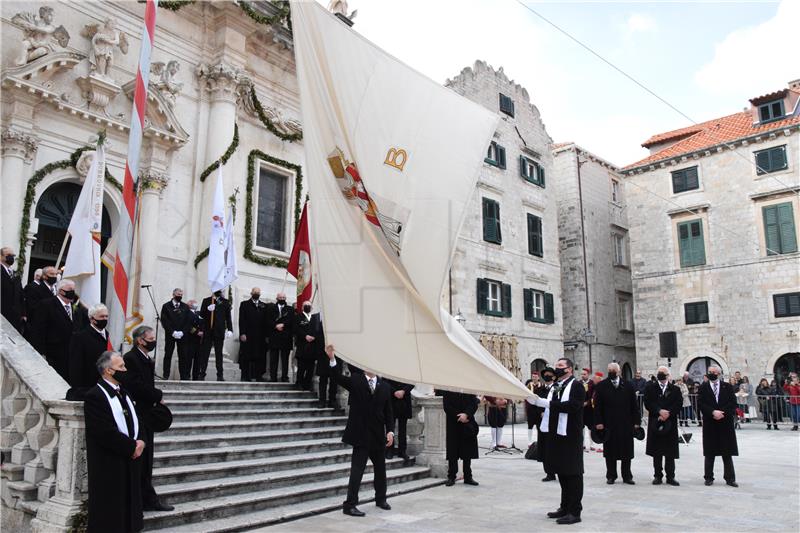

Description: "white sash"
540 378 574 437
97 382 139 440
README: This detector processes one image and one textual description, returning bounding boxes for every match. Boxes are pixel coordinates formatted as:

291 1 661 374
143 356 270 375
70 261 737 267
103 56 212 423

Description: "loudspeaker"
659 332 677 359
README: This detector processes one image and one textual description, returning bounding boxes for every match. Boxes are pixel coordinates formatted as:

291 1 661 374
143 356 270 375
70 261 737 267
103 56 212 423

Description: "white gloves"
207 304 216 311
526 394 548 408
172 331 184 340
225 330 233 339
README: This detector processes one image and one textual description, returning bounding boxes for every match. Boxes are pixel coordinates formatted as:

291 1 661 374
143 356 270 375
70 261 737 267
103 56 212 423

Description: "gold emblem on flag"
383 147 408 171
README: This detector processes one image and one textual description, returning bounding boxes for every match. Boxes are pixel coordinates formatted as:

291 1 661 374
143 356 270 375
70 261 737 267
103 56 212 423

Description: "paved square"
268 424 800 532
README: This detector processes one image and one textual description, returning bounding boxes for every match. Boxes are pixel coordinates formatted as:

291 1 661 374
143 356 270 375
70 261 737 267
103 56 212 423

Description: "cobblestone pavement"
267 423 800 532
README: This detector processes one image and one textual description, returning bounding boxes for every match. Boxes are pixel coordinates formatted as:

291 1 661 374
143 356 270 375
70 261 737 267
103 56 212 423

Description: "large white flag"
223 205 239 290
292 1 530 398
208 165 228 293
63 142 105 307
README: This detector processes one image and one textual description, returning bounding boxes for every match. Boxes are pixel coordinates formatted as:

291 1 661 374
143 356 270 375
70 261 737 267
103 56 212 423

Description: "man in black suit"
441 390 480 486
23 266 58 343
528 357 586 525
0 247 25 334
198 290 233 381
68 304 111 401
185 299 205 380
30 279 87 380
698 365 738 487
386 379 414 460
120 325 174 512
293 300 321 390
325 344 394 517
238 287 268 382
266 292 294 382
159 288 190 380
644 365 682 486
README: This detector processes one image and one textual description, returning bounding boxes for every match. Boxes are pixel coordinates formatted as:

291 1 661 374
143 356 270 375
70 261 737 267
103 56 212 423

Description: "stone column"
137 169 169 299
1 128 38 248
415 396 448 477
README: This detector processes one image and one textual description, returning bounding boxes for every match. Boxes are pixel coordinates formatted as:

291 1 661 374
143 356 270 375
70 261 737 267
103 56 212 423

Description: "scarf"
540 377 574 436
97 381 139 440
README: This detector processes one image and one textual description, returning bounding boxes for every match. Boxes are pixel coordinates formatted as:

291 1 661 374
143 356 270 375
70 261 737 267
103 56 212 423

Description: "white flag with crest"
208 165 228 293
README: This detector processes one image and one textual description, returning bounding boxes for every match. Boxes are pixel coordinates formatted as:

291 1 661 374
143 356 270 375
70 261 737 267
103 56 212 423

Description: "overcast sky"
323 0 797 166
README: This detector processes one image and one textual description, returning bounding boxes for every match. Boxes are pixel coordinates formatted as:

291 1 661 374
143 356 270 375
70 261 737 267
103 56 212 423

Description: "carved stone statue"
327 0 357 20
11 6 70 66
82 18 129 80
151 60 183 107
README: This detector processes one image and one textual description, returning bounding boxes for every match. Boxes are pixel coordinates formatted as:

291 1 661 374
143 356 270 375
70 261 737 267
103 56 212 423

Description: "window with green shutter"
485 141 506 169
482 198 502 244
519 155 545 187
758 99 785 123
763 202 797 255
499 93 515 117
677 219 706 267
754 145 788 175
684 301 709 325
477 278 509 317
527 213 543 257
774 292 800 318
671 166 699 193
524 288 554 324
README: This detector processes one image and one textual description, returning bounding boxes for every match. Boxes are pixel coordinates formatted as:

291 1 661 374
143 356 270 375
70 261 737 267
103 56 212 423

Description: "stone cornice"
666 203 710 217
749 186 800 201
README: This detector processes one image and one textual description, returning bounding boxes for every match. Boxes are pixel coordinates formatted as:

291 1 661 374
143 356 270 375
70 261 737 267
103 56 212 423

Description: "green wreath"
237 1 291 28
249 86 302 142
199 123 240 183
137 0 196 12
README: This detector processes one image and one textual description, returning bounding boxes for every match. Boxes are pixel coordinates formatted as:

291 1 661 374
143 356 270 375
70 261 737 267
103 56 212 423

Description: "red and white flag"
287 201 312 311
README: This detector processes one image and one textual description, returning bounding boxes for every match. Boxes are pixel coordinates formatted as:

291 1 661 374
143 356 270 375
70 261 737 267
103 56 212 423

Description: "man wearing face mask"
534 367 558 481
697 365 738 487
31 279 87 379
67 304 112 401
294 300 321 390
266 292 295 382
185 299 205 380
238 287 268 381
593 362 641 485
643 366 682 486
198 290 233 381
0 246 26 334
160 288 190 380
527 358 585 525
24 266 59 340
121 325 174 512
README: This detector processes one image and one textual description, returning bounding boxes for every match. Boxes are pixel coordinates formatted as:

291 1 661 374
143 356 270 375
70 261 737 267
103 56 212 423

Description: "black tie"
116 387 135 438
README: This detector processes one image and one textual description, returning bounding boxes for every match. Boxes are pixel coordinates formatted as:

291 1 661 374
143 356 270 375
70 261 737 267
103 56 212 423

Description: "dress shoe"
666 479 680 486
144 501 174 512
444 478 455 486
281 377 289 382
556 514 582 525
376 501 391 510
726 481 739 487
216 375 225 382
463 478 479 486
606 479 615 485
652 478 663 485
623 479 635 485
398 452 411 460
343 506 365 517
547 508 567 519
542 474 556 482
704 480 713 486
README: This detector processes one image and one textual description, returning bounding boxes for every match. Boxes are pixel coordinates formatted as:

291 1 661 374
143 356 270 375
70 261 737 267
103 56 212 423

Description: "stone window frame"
616 291 634 332
252 158 296 258
751 192 799 258
670 165 703 196
611 229 629 267
670 208 711 271
683 300 711 326
757 99 785 124
610 178 621 204
753 142 793 181
767 288 800 324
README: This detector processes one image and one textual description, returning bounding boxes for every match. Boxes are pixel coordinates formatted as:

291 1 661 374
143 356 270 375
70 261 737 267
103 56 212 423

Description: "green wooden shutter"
690 221 706 265
483 198 497 243
789 294 800 316
698 302 709 323
501 283 512 317
684 303 696 324
773 294 789 317
524 288 533 321
763 205 781 255
497 145 506 169
771 146 787 171
476 278 488 314
544 292 554 324
678 222 692 267
494 201 502 243
539 165 545 188
685 167 699 190
777 202 797 253
519 155 528 179
755 150 771 175
527 214 534 254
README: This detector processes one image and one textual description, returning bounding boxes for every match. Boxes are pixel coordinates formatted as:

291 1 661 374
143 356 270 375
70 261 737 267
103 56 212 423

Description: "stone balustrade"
1 317 86 533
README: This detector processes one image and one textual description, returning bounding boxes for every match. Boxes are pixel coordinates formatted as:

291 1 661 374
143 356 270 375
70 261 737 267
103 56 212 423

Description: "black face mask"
174 295 183 302
707 373 718 381
4 254 15 266
554 367 567 378
143 340 157 351
542 375 554 383
303 305 311 313
657 372 668 381
93 318 108 330
277 299 287 305
113 369 127 379
62 290 76 301
608 371 618 379
46 276 58 285
252 294 261 301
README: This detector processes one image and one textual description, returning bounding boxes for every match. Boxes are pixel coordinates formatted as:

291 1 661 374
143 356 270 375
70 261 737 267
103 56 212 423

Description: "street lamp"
454 308 466 327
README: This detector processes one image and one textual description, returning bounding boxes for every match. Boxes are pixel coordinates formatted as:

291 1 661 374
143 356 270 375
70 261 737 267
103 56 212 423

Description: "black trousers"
318 374 338 404
557 474 583 517
269 348 291 381
605 457 633 481
652 455 676 480
704 455 735 482
345 445 386 507
393 418 408 453
181 337 200 380
163 337 186 379
199 335 224 379
140 424 159 507
447 458 472 480
296 358 315 389
239 342 267 381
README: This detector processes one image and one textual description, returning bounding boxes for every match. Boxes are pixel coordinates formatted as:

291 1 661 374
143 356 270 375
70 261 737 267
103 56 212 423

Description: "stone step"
156 456 416 504
161 389 316 401
153 438 349 468
158 380 296 391
170 407 340 421
143 466 434 531
165 416 349 437
154 426 346 451
166 398 321 411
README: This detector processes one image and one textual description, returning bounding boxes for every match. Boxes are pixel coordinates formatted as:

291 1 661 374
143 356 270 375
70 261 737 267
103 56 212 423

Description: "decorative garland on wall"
199 123 240 182
137 0 196 12
18 146 123 272
249 86 302 143
237 1 291 28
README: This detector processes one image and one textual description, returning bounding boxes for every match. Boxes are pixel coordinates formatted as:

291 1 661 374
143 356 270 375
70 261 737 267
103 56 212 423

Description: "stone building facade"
552 143 636 377
445 61 563 379
622 81 800 384
1 1 303 372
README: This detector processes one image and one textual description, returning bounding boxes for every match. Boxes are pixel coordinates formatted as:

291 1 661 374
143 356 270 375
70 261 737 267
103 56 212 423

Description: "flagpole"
54 234 71 271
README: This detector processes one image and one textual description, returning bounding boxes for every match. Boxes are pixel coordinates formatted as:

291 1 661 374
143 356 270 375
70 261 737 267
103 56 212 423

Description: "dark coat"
30 296 87 378
643 381 682 458
698 380 739 457
387 379 414 420
84 381 143 533
593 378 641 460
333 368 394 449
441 391 479 461
485 396 508 428
239 299 269 366
120 348 163 423
160 300 191 336
24 280 54 319
524 380 542 426
266 302 294 349
543 376 585 476
1 266 25 333
293 312 322 361
582 379 595 428
199 295 232 339
534 383 553 463
67 327 110 400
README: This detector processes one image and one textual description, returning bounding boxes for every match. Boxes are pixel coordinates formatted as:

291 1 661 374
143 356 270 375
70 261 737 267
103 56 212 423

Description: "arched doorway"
622 362 632 381
687 356 722 385
30 181 112 299
530 358 548 375
773 353 800 387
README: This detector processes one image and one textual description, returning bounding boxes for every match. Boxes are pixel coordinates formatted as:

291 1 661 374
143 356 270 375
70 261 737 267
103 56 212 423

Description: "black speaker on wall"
659 331 677 359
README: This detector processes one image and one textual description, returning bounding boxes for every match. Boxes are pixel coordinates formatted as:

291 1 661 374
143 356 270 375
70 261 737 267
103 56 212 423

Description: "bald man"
238 287 268 381
643 366 682 485
267 292 294 382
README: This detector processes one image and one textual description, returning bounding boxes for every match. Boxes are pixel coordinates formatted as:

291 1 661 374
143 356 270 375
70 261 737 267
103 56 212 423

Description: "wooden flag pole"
54 233 71 271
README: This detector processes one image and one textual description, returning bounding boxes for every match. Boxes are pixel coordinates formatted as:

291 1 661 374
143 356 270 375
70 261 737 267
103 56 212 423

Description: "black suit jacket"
333 367 394 449
120 348 163 419
698 380 739 457
294 312 322 361
68 326 110 400
239 299 268 345
199 296 232 338
387 379 414 420
31 296 87 359
543 376 586 476
643 381 682 458
160 300 191 336
1 266 25 332
266 302 294 349
24 281 54 320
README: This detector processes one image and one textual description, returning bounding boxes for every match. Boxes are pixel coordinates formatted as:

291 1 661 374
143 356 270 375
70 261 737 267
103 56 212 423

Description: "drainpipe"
575 149 593 371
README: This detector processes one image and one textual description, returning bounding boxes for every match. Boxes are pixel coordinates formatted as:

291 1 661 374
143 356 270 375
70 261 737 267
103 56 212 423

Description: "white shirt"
91 324 107 337
659 381 668 395
98 378 139 440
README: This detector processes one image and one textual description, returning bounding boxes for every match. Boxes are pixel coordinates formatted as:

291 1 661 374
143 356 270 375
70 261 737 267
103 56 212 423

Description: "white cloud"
625 13 657 35
695 0 798 99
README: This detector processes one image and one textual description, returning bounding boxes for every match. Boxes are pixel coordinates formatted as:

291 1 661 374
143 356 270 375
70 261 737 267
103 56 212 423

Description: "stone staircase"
145 379 443 532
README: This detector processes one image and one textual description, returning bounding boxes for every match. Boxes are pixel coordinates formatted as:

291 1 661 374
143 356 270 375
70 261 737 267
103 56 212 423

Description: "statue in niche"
82 18 129 80
151 60 183 107
12 6 70 66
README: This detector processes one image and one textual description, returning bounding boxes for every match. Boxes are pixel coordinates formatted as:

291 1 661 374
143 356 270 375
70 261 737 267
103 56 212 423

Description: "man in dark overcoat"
185 299 204 380
315 321 338 408
198 290 233 381
31 279 87 379
535 367 557 481
441 390 480 486
159 288 190 380
68 304 111 401
238 287 268 381
0 247 25 334
325 345 394 517
593 362 641 484
697 365 738 487
293 300 321 390
386 379 414 459
266 292 294 382
528 357 586 525
644 365 682 485
83 351 145 532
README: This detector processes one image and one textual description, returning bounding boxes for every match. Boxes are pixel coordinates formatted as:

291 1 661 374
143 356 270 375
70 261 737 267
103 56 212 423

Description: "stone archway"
622 362 633 381
680 355 729 384
530 358 548 375
772 353 800 386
